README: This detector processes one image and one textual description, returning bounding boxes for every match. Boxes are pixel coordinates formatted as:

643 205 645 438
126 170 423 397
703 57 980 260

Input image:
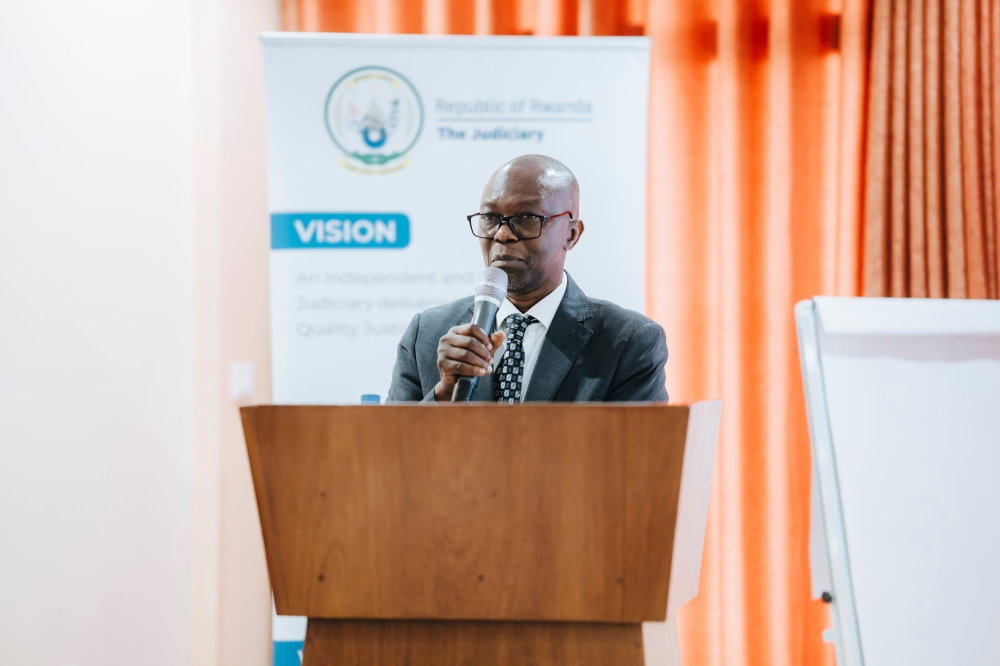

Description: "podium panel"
241 402 721 665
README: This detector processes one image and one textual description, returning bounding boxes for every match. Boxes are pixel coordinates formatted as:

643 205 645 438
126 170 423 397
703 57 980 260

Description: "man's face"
477 166 581 293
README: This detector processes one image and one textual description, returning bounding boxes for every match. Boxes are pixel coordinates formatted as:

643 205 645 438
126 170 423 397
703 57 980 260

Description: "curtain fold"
282 1 868 664
863 0 1000 298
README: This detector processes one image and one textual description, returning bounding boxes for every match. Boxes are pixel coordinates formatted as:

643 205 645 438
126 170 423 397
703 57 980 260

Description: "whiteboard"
796 297 1000 666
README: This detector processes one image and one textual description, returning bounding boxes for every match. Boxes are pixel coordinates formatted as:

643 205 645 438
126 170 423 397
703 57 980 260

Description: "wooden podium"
241 402 720 666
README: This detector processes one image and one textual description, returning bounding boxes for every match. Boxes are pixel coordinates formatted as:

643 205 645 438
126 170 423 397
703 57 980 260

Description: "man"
388 154 668 403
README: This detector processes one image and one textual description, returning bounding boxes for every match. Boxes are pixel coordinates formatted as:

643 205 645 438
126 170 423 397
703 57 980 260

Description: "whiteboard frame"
794 299 865 666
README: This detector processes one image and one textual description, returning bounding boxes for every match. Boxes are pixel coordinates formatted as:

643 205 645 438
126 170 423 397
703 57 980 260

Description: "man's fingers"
443 347 491 370
453 324 493 350
438 327 496 364
490 330 506 348
436 323 501 391
447 335 492 362
437 325 502 383
448 359 489 376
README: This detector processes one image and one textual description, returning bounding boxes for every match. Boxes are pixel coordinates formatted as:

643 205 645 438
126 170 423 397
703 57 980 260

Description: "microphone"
452 267 508 402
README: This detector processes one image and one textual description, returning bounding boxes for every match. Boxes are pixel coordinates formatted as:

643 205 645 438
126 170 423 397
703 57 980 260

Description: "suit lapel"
524 274 593 402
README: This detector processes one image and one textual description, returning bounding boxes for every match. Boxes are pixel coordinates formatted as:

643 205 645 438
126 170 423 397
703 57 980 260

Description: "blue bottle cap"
360 394 381 405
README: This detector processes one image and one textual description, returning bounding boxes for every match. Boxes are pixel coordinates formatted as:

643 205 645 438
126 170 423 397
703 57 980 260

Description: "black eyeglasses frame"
466 211 574 240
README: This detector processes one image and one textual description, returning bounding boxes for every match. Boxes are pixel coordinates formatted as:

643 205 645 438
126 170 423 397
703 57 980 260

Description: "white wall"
201 0 279 664
0 1 277 664
0 2 196 664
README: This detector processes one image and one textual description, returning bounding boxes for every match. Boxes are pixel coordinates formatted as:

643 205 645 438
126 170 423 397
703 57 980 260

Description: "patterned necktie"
494 314 538 403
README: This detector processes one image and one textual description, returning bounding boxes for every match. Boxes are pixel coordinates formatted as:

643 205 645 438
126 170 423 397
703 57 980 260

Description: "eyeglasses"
467 211 573 240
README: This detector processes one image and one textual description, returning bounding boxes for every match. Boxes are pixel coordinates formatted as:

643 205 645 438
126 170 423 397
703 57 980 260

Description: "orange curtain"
863 0 1000 298
282 1 868 664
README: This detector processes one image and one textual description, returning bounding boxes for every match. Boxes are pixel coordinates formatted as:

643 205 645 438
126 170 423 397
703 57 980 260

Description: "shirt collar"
495 271 568 331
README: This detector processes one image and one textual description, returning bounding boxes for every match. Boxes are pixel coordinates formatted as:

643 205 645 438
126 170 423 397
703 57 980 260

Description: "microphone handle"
451 298 500 402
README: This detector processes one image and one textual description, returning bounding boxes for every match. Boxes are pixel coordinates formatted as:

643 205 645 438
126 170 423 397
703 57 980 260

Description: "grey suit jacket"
387 274 668 402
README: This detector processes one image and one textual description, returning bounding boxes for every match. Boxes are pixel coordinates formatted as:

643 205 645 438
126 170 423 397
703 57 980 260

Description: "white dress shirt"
491 272 568 402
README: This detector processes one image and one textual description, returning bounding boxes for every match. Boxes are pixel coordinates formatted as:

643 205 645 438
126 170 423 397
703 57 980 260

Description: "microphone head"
474 267 508 303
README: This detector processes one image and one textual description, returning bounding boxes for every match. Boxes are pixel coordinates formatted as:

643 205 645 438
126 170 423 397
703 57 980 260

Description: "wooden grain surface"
241 404 689 622
303 619 644 666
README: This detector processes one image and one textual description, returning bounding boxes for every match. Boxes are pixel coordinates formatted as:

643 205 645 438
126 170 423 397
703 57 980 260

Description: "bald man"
388 154 668 403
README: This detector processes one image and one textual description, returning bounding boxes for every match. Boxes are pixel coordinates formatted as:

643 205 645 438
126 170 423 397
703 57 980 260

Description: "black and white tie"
494 314 538 403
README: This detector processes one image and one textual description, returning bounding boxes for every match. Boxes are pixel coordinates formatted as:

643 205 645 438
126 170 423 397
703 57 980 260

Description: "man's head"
476 154 584 295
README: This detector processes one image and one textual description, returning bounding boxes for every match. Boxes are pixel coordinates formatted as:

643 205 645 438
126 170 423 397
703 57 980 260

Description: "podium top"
242 403 719 623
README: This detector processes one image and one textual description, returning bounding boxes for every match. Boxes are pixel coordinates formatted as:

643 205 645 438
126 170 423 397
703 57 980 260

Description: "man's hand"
433 324 506 401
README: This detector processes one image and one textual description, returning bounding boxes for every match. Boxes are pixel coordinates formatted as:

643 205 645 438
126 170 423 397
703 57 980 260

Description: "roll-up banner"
261 33 651 663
